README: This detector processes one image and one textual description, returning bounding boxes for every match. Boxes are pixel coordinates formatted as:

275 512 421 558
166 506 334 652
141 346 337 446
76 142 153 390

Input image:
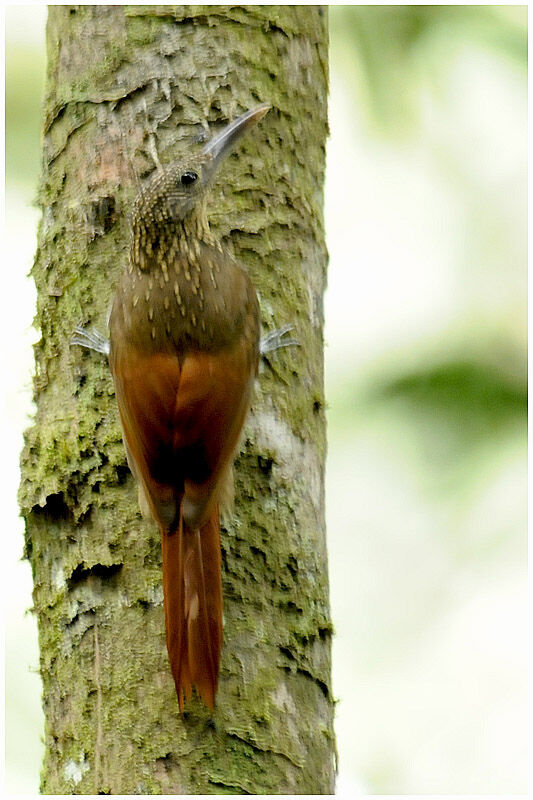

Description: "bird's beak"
202 103 271 171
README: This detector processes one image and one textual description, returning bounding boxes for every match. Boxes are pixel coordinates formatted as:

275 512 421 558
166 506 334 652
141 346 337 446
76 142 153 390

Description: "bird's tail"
161 507 223 710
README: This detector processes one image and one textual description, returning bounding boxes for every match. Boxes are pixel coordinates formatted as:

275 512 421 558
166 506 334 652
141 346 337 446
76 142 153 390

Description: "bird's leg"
71 325 110 356
260 323 299 356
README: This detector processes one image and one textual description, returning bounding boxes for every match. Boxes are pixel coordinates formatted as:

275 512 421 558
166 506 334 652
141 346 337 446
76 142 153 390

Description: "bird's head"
133 104 270 230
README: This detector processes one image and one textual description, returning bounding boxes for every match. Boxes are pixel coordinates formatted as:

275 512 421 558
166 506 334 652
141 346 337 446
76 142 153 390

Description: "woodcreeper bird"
107 104 272 710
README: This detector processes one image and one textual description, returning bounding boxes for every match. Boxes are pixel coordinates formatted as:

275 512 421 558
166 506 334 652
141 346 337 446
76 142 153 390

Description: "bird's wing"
110 339 257 532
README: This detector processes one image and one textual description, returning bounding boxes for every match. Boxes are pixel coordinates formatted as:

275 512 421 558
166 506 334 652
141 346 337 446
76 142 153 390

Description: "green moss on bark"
20 5 334 794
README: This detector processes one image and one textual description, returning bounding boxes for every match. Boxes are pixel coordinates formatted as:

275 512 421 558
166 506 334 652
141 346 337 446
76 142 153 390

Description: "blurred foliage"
330 5 527 132
5 41 46 190
329 4 527 459
374 357 526 444
330 348 526 459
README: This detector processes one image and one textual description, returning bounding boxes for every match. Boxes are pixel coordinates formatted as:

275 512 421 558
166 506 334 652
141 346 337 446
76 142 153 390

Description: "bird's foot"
260 323 299 356
71 323 298 359
71 325 110 356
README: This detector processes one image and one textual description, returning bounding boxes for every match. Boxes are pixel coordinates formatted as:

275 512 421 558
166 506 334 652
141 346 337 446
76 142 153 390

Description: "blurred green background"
4 5 527 795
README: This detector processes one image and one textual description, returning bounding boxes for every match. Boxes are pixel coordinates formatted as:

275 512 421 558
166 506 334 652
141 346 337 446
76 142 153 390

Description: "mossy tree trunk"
19 5 334 794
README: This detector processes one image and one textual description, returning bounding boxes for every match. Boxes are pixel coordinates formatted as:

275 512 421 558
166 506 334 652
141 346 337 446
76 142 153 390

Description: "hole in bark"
267 20 288 37
33 492 72 522
287 555 298 577
283 600 303 614
67 607 96 629
297 668 330 699
67 562 122 589
257 455 273 475
180 15 209 27
90 195 117 236
249 544 267 566
279 645 296 661
313 399 322 414
115 464 130 484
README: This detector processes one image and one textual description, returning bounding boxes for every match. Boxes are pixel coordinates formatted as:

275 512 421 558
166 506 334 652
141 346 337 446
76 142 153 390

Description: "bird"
106 104 271 710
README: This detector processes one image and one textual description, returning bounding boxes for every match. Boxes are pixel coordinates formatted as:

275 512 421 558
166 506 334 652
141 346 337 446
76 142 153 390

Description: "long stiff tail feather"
161 507 223 710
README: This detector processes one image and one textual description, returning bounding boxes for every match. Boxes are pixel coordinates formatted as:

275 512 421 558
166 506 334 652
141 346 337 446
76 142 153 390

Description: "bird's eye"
181 171 198 186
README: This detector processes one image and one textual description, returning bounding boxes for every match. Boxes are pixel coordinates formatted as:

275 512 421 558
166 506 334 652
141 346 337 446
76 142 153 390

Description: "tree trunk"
19 5 334 794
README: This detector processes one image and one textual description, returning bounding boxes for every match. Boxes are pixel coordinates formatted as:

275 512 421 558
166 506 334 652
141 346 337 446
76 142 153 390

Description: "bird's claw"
71 323 298 359
260 323 300 356
71 326 110 356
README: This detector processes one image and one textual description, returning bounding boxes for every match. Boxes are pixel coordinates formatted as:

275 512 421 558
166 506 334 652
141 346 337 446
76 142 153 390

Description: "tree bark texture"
19 5 334 794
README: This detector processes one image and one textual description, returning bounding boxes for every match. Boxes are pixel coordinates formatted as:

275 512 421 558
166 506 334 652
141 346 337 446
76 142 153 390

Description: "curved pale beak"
202 103 271 170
